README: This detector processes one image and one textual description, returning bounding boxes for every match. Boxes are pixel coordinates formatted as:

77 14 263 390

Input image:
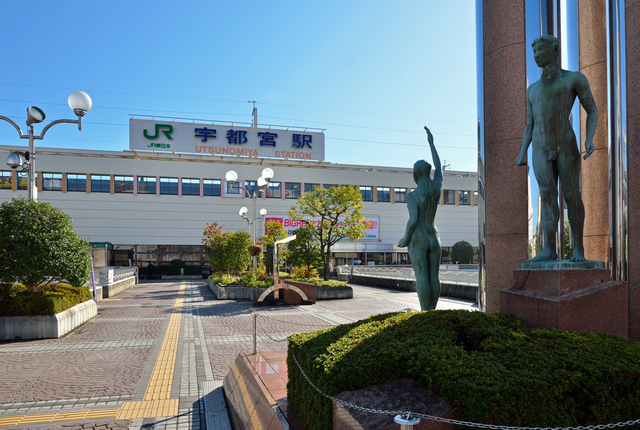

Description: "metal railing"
337 265 478 286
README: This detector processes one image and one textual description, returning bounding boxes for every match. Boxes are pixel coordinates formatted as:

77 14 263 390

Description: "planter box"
0 299 97 340
207 278 268 301
102 276 136 298
316 286 353 300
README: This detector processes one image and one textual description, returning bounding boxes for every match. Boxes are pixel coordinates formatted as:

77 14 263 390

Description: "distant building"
0 145 478 267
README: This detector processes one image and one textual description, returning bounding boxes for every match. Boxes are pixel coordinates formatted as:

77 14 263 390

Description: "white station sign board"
129 119 325 161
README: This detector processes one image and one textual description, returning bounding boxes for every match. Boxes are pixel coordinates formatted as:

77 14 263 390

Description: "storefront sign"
129 119 325 161
263 215 379 240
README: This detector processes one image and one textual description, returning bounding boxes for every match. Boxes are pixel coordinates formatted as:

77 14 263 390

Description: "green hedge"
288 310 640 430
0 283 93 316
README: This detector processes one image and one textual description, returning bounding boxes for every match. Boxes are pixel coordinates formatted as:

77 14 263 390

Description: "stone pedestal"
500 262 628 337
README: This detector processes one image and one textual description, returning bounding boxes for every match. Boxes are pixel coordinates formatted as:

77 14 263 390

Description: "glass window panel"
360 186 373 202
0 171 11 190
266 182 281 198
160 177 178 195
203 179 221 196
443 190 456 205
394 188 407 203
114 176 134 193
245 180 259 197
42 173 63 191
304 183 319 193
138 176 156 194
67 174 87 192
91 175 111 193
459 190 471 205
182 178 201 196
377 187 391 202
285 182 301 199
226 180 240 195
473 191 478 206
17 171 33 190
323 184 338 190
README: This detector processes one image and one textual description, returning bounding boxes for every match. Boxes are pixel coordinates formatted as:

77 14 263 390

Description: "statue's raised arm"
425 126 442 190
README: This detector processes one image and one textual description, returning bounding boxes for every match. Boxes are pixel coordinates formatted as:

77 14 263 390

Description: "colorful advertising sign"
263 215 379 240
129 119 325 161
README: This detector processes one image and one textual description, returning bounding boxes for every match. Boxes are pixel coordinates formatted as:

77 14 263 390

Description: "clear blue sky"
0 1 477 171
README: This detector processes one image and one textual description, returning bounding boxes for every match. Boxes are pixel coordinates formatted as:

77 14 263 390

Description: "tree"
286 225 323 277
260 220 288 274
451 240 474 264
0 198 91 292
203 222 252 275
288 186 371 280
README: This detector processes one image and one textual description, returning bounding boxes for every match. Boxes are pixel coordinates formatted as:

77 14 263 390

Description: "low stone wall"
343 274 477 302
207 278 268 301
161 275 202 280
102 276 137 298
0 299 97 340
316 286 353 300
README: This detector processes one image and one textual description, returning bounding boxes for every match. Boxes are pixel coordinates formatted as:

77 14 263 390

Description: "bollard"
394 414 420 430
253 314 257 354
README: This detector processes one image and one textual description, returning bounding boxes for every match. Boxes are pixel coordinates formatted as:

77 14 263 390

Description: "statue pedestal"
500 261 628 337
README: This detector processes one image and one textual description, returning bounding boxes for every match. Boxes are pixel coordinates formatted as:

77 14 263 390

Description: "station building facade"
0 145 478 267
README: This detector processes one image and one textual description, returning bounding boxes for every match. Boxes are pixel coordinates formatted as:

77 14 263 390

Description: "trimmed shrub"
288 310 640 430
0 283 92 316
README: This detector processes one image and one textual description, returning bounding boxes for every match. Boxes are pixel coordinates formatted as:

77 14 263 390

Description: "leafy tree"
0 198 91 292
203 222 252 275
286 225 323 276
451 240 474 264
260 220 288 274
289 186 371 280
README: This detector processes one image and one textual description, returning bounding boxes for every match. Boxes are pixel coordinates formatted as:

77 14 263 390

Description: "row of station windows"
0 170 477 206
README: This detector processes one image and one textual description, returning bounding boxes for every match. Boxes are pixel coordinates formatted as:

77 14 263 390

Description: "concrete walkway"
0 280 476 430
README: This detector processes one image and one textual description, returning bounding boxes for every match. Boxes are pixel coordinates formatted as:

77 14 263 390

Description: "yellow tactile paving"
0 282 187 428
116 399 180 419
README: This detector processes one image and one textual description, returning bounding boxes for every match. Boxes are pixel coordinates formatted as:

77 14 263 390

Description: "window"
203 179 221 196
304 183 319 193
245 181 259 197
17 171 31 190
226 180 240 195
473 191 478 206
394 188 407 203
443 190 456 205
67 174 86 192
323 184 338 190
138 176 156 194
182 178 200 196
377 187 391 202
160 177 178 195
91 175 111 193
42 173 63 191
285 182 301 199
266 182 281 198
459 190 471 205
115 176 134 193
0 171 11 189
360 186 373 202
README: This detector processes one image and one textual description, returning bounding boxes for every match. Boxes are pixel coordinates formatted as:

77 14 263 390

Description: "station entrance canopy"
129 118 325 161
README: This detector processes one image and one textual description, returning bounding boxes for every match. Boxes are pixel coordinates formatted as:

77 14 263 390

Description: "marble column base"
500 267 628 338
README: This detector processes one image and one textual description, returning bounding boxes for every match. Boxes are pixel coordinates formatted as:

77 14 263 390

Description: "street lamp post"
225 167 274 270
3 91 92 200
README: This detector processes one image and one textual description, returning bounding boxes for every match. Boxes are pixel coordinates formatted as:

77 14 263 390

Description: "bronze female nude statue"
397 126 442 311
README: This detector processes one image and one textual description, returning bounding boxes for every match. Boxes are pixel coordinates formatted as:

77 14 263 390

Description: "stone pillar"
481 0 529 312
626 0 640 340
578 0 609 265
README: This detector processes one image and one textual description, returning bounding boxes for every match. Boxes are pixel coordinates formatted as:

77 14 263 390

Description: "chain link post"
395 414 420 430
253 314 257 354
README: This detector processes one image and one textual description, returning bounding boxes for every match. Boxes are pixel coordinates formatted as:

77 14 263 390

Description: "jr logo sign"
143 124 174 140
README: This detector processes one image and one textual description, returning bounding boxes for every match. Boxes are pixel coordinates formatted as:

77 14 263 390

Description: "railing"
337 265 478 286
90 266 138 287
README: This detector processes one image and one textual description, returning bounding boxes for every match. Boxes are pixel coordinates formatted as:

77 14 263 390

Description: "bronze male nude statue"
516 35 598 262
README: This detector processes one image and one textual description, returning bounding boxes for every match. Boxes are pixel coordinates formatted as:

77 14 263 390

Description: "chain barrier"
289 353 640 430
256 315 289 343
257 314 336 328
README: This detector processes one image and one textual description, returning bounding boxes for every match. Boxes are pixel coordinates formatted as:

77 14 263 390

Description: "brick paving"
0 279 475 429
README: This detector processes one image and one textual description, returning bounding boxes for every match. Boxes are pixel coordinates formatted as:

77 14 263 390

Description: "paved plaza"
0 280 476 430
